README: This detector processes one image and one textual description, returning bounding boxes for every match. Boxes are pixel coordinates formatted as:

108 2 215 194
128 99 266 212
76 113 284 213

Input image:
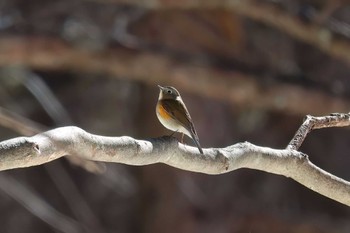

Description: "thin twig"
287 113 350 150
0 107 106 232
0 174 84 233
0 106 45 135
44 163 106 233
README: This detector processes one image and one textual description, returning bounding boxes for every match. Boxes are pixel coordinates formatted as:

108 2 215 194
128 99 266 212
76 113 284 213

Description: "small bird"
156 85 203 154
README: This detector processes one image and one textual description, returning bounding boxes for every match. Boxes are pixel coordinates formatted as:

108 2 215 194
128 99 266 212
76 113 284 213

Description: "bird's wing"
160 99 199 138
161 99 203 154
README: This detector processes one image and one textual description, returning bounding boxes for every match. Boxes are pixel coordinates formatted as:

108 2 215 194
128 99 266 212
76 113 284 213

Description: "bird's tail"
190 132 203 154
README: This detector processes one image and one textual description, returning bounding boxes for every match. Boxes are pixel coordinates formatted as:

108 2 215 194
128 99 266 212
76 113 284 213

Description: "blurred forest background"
0 0 350 232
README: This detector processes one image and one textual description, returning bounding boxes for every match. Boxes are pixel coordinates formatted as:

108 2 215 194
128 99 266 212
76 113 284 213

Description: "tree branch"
287 112 350 150
0 106 104 173
0 126 349 206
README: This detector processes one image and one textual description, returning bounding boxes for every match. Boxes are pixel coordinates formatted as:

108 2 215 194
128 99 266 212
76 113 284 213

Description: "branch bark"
288 112 350 150
0 106 104 173
0 126 349 206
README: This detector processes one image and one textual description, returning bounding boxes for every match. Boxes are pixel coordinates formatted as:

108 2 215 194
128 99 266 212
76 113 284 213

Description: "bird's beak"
157 85 164 99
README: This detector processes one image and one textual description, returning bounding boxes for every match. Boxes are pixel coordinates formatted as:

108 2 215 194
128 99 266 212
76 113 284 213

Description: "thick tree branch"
0 106 104 173
0 36 349 115
0 126 349 206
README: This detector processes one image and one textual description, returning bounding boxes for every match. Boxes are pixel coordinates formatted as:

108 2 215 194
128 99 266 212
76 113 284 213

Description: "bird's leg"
180 133 184 143
168 131 184 143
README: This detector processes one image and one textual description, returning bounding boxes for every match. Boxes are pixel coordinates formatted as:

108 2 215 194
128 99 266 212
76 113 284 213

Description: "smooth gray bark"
0 126 349 206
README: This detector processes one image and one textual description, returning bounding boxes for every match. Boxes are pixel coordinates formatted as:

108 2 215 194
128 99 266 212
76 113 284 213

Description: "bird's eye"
167 90 172 94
